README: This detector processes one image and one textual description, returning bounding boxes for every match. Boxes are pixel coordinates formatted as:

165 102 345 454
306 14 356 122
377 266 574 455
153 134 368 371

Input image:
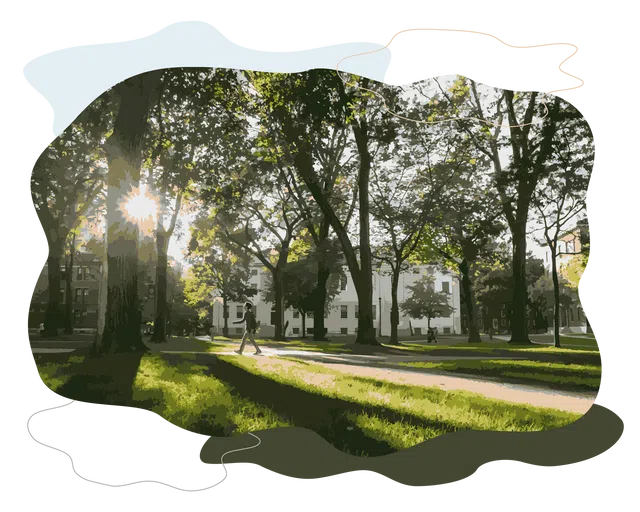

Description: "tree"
31 95 110 337
263 250 344 338
431 76 585 344
400 275 454 330
247 69 401 344
95 69 164 354
532 114 592 346
184 239 257 337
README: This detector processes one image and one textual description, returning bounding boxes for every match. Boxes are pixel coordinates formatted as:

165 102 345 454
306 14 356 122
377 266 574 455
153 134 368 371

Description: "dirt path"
153 344 596 414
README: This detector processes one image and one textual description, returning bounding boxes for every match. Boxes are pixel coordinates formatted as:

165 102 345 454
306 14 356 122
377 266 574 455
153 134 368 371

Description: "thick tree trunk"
273 269 285 341
302 313 306 338
63 235 75 334
151 231 168 342
389 268 401 345
44 251 62 337
96 70 162 354
459 259 481 343
222 296 229 337
508 217 532 344
312 261 330 341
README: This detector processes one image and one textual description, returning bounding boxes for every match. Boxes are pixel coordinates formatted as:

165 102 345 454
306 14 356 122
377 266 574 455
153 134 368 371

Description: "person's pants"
239 329 260 353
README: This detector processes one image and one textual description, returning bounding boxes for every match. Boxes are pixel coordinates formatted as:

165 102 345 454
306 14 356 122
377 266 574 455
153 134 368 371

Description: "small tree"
401 275 454 330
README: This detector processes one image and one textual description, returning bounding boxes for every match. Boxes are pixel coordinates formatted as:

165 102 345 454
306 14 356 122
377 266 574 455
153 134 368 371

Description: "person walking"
233 302 262 355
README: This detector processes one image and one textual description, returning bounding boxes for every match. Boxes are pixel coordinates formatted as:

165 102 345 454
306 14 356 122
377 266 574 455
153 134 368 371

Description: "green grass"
397 359 601 392
33 349 585 455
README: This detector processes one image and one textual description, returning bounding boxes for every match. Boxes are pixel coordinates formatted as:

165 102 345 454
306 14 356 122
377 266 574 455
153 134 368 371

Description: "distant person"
487 327 494 341
233 302 262 355
427 328 437 344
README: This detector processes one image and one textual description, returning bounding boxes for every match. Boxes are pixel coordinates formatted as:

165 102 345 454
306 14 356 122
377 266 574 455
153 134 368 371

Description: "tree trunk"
222 296 229 337
508 217 532 344
389 268 401 345
44 250 62 337
313 261 330 341
273 269 285 341
63 233 75 335
151 231 168 342
550 245 561 347
96 70 162 354
586 316 593 334
92 250 108 354
459 259 481 343
302 312 306 338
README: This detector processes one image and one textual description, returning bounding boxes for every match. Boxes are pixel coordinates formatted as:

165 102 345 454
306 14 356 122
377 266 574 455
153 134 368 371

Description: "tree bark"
459 259 481 343
389 267 401 345
63 233 75 335
44 250 62 337
150 230 168 342
96 70 163 354
550 244 561 347
508 213 532 344
273 269 285 341
313 261 330 341
222 296 229 337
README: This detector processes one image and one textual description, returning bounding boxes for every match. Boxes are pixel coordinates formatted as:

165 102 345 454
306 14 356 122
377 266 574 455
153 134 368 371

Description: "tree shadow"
52 348 146 408
161 353 463 456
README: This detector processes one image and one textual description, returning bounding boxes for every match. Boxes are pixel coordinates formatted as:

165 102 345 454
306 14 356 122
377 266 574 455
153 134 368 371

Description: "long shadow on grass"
161 353 462 457
50 348 146 408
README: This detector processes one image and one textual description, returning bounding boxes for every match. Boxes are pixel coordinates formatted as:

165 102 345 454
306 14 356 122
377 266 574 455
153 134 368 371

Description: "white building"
211 260 461 338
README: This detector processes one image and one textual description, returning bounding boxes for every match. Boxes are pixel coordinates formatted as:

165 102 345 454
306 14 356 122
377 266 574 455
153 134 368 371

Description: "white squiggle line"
220 432 262 472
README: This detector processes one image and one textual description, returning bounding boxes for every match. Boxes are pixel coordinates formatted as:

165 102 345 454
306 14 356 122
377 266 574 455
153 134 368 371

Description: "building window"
442 282 450 294
77 266 83 280
413 267 420 274
307 328 314 334
372 304 377 320
493 318 499 329
340 275 347 291
293 311 300 319
236 305 244 319
83 289 89 300
75 288 82 302
443 327 451 334
341 305 348 318
83 267 91 280
235 327 243 334
307 311 314 318
251 269 258 275
74 310 81 320
340 327 348 335
293 327 300 335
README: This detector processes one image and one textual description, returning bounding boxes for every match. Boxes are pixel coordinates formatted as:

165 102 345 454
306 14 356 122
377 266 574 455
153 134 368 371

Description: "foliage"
400 275 454 323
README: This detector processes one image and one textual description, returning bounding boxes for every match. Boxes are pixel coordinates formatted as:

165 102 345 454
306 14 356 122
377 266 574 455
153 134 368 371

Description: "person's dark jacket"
233 310 257 331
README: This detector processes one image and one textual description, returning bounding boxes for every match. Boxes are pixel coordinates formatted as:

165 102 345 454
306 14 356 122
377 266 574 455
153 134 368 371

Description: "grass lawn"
33 348 583 456
396 359 601 393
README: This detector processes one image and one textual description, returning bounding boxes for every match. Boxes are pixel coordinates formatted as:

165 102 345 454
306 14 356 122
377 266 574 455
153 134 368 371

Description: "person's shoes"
254 350 262 355
234 350 243 355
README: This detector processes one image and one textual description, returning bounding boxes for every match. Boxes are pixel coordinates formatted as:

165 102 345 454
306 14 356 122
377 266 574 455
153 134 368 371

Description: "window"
293 311 300 319
235 327 243 334
148 285 155 298
60 288 65 302
493 318 499 329
427 267 435 275
307 328 314 334
341 305 348 318
340 275 347 291
82 310 88 317
251 269 258 276
340 327 348 335
372 304 377 320
443 327 451 334
442 282 450 294
75 288 82 302
83 288 89 299
74 310 81 320
413 267 420 274
236 306 244 319
83 266 90 280
307 311 314 318
570 308 574 321
293 327 300 335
